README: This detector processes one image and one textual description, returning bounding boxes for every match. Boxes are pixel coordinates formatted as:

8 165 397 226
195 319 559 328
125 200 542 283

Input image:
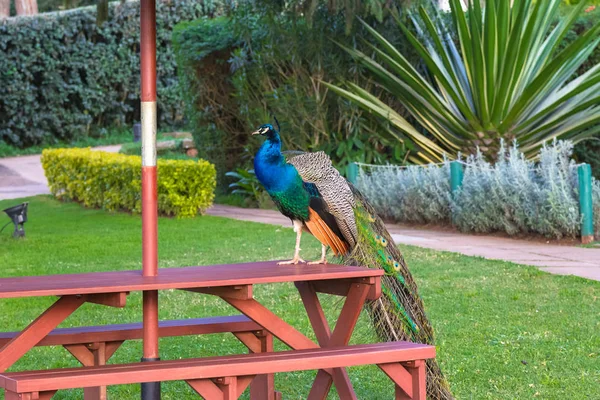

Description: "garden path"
207 205 600 282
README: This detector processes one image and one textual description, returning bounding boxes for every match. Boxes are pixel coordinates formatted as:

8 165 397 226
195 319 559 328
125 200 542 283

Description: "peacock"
252 120 453 399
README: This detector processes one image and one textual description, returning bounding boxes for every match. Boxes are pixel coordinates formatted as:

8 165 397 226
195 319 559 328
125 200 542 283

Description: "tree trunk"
15 0 38 15
0 0 10 18
96 0 108 26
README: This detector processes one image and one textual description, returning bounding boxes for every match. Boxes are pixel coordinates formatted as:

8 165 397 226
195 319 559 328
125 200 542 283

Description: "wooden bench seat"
0 315 261 348
0 341 435 400
0 315 271 400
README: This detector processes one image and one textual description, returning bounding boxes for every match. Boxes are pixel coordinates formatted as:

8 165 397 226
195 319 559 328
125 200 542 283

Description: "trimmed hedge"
41 148 216 217
0 0 220 148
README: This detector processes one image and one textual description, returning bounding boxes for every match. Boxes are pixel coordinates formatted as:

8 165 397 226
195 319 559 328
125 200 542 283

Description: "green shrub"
173 8 414 190
41 148 216 217
174 3 600 184
574 137 600 179
357 140 600 239
0 0 220 148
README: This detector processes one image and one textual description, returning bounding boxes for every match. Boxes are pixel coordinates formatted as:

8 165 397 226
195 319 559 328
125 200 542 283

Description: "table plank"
0 261 382 299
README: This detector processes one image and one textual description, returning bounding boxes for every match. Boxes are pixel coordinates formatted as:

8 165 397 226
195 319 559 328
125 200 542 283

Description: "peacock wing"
287 151 358 247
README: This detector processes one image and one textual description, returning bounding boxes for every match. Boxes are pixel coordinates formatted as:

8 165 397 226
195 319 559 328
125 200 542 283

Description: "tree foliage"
327 0 600 163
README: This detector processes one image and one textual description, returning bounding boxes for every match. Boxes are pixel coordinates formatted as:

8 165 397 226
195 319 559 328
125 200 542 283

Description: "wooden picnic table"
0 261 385 399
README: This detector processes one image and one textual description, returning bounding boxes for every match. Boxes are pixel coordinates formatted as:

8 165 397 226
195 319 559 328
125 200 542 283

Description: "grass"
1 196 598 399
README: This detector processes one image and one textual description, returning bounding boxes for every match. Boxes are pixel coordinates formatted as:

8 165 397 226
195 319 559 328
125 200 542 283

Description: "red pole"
140 0 160 397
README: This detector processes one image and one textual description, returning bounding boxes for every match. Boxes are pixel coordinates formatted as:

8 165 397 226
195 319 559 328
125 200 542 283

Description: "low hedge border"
41 148 216 217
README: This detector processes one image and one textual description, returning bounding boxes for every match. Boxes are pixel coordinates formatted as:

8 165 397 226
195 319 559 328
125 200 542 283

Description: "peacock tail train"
341 185 454 400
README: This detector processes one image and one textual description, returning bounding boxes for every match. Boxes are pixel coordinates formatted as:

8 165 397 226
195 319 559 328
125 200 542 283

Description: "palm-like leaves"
326 0 600 163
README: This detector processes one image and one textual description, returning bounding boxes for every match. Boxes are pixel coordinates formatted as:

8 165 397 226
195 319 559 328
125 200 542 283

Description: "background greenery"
0 196 598 399
173 3 421 190
0 0 219 148
172 1 600 191
357 140 600 239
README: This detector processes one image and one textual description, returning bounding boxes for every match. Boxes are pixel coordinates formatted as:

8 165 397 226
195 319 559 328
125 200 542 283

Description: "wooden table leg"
233 330 278 400
297 281 371 400
222 289 367 399
224 298 318 350
0 295 85 372
64 340 124 400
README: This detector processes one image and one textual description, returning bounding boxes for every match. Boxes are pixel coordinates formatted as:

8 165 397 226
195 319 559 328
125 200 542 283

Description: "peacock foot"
278 257 306 265
307 258 327 265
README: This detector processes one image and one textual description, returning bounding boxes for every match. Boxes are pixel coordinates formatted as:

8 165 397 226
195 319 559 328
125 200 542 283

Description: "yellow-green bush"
41 148 216 217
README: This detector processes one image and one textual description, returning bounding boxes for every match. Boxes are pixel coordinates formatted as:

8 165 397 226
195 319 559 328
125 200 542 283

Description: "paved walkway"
0 145 121 200
2 149 598 281
207 205 600 282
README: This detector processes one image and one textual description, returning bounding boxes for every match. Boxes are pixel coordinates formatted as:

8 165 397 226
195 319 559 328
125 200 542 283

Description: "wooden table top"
0 261 383 299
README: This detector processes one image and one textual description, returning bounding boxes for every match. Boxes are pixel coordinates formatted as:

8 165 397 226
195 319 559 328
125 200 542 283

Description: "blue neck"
254 133 294 192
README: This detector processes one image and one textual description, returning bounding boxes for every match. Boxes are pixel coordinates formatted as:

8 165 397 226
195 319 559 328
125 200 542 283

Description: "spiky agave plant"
326 0 600 163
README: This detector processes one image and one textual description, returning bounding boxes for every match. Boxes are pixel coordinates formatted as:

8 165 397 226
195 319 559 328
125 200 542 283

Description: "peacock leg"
308 244 328 265
278 220 306 265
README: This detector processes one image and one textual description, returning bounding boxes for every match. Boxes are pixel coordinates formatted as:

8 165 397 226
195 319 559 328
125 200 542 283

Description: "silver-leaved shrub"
357 140 600 239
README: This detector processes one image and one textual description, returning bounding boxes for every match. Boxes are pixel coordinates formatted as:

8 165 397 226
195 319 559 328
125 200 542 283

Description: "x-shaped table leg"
220 281 371 399
0 292 127 373
0 295 86 372
296 281 371 400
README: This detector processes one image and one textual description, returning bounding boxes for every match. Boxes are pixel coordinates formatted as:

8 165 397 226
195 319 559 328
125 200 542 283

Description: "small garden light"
1 202 28 238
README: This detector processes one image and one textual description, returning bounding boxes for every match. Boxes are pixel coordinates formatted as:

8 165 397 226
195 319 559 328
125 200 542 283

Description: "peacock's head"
251 123 279 141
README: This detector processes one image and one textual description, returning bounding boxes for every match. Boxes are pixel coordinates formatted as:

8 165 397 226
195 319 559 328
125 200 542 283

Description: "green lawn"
0 196 598 399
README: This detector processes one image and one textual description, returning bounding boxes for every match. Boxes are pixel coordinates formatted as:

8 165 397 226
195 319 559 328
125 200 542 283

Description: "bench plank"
0 315 261 347
0 261 383 299
0 342 435 393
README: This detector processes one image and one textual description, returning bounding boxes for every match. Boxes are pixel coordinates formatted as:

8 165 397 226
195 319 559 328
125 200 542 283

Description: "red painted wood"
141 168 158 276
186 285 253 300
140 0 156 101
0 316 260 348
143 289 159 359
0 296 85 372
307 370 333 400
0 262 382 299
309 277 381 301
83 342 106 400
142 167 159 361
1 342 435 394
405 361 426 400
39 391 56 400
379 363 413 398
249 333 276 400
104 341 124 361
299 282 371 400
64 344 95 366
236 376 255 398
86 292 127 308
187 379 223 399
217 376 237 400
328 284 369 347
296 283 331 344
233 332 261 354
224 298 318 351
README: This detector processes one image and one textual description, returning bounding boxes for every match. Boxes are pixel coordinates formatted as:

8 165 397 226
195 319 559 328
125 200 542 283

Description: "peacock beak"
251 130 261 136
